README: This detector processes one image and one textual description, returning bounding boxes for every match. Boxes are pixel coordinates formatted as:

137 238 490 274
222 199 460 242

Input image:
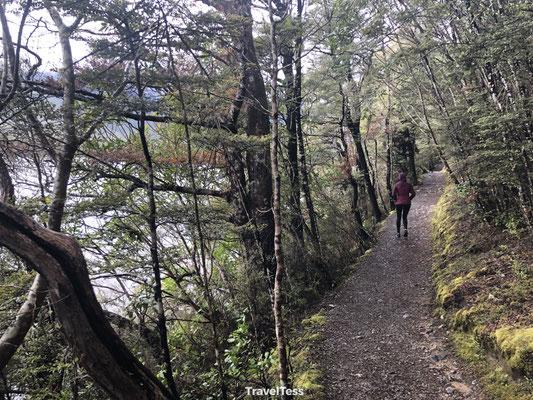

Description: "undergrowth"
432 178 533 399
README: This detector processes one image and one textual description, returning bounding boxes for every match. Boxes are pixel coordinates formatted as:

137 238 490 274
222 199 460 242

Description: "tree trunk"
1 10 163 400
0 274 47 370
344 101 383 222
295 0 321 248
278 3 304 244
241 5 275 279
130 38 179 398
213 0 275 280
383 43 393 199
339 100 370 242
0 204 174 400
269 3 289 392
0 153 14 203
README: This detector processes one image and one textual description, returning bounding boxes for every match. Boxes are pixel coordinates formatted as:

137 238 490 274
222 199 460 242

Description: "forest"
0 0 531 399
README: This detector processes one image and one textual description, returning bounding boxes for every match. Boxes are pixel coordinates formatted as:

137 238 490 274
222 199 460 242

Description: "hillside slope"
432 179 533 399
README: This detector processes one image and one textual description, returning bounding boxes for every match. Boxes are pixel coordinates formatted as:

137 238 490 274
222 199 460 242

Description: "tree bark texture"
0 6 77 371
338 111 369 242
0 153 14 203
213 0 275 279
241 8 275 279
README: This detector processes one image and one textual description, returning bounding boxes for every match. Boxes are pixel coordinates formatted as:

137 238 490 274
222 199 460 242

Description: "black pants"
396 204 411 232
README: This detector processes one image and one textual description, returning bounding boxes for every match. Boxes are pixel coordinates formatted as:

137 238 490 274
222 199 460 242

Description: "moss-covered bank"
432 179 533 399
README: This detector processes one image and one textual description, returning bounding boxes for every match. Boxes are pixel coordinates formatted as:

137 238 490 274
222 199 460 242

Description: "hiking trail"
314 170 485 400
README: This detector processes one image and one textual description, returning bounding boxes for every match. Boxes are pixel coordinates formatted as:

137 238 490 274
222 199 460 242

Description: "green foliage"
225 315 275 383
3 310 107 400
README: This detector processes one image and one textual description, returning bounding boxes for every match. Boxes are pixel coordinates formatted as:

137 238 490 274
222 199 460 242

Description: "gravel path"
315 171 485 400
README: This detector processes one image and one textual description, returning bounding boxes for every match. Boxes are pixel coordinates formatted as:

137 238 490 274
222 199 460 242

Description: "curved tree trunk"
0 203 174 400
1 8 155 399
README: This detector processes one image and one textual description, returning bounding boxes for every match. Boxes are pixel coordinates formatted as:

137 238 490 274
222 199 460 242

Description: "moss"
292 348 309 365
451 332 484 363
481 367 533 400
452 305 487 331
493 327 533 377
290 311 327 399
294 369 326 399
432 178 533 399
301 312 326 327
436 271 478 308
308 333 325 342
451 332 533 399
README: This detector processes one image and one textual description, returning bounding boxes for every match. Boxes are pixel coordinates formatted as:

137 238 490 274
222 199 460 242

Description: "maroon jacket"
392 173 415 205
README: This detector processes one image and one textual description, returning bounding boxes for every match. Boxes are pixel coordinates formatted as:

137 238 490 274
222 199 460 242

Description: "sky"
5 0 274 73
5 4 92 71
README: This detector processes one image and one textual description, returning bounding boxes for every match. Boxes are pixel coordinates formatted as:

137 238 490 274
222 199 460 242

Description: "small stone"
445 386 454 394
378 298 384 304
450 375 463 382
428 353 447 363
403 313 410 319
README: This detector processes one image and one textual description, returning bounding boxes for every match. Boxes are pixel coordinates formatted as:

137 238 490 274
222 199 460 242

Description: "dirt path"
314 171 485 400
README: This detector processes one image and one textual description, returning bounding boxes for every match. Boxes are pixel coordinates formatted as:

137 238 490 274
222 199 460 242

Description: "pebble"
428 353 447 363
445 386 454 394
450 374 463 382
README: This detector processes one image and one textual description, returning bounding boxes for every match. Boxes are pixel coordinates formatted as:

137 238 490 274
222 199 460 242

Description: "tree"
268 0 289 392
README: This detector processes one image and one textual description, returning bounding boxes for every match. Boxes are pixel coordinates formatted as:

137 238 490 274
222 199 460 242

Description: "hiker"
392 172 416 238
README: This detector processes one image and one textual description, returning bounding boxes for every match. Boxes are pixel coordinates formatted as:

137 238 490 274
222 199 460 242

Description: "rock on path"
315 171 485 400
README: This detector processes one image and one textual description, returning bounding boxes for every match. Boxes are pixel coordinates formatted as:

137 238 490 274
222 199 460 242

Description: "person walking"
392 172 416 238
